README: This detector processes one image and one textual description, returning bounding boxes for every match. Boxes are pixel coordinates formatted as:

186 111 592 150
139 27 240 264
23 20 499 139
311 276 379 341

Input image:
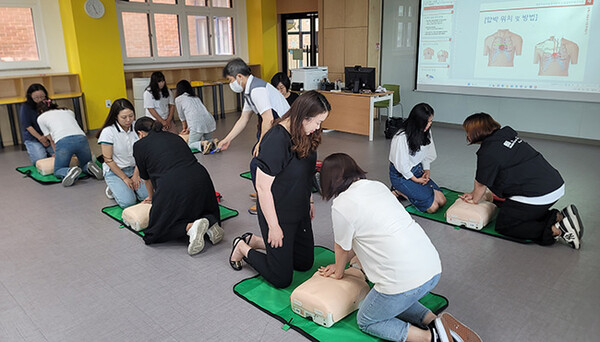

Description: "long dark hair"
273 90 330 159
320 153 367 200
175 80 197 98
134 116 163 133
96 98 135 138
26 83 49 109
147 71 169 100
397 103 434 155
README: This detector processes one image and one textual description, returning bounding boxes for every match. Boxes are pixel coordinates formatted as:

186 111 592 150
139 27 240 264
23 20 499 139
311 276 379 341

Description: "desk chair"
374 84 402 119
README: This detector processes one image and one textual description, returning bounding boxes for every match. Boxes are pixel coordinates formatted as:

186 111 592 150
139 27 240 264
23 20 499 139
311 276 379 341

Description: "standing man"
217 58 290 214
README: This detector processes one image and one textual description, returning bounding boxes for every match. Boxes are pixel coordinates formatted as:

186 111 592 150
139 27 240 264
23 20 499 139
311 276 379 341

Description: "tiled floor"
1 113 598 342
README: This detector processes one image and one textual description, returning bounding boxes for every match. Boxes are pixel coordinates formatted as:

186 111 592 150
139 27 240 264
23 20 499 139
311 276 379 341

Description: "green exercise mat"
101 204 239 237
233 246 448 342
240 171 319 193
405 187 531 243
16 165 90 185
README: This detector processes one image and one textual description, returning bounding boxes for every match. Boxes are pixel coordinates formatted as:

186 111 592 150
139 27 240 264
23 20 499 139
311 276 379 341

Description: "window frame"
116 0 241 67
0 0 50 71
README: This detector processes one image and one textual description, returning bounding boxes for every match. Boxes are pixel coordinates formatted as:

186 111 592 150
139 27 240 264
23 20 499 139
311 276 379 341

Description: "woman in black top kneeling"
133 118 223 255
460 113 584 249
229 90 330 288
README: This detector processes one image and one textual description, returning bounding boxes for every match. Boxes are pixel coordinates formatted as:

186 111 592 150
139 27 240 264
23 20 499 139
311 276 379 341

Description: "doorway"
280 12 318 75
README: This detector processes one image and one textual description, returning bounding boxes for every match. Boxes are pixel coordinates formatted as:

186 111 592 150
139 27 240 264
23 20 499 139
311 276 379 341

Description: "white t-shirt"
389 131 437 179
97 123 139 174
175 93 216 134
144 88 174 120
332 179 442 294
242 75 290 118
37 109 85 143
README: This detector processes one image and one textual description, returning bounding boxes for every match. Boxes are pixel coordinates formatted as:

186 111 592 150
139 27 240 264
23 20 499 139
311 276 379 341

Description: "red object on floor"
315 160 322 172
215 192 222 202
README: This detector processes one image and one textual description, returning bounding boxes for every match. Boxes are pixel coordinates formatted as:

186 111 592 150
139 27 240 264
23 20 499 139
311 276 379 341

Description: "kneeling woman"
319 153 479 342
460 113 584 249
389 103 446 213
229 91 330 288
97 99 148 208
133 118 223 255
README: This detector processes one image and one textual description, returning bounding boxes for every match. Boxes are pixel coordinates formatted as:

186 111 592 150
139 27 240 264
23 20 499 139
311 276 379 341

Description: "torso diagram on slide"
423 47 434 59
534 37 579 77
484 29 523 67
437 50 448 62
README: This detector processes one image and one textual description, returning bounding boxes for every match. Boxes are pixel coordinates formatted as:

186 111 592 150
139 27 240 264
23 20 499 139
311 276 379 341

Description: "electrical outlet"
105 100 111 107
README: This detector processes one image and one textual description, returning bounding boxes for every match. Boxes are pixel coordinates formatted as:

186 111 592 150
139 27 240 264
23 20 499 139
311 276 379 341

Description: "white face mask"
229 79 244 93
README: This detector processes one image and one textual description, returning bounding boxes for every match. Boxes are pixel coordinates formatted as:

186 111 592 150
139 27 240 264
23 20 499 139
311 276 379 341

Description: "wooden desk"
319 90 394 141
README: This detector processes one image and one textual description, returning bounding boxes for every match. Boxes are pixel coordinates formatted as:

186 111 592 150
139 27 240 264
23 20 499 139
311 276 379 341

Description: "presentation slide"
416 0 600 102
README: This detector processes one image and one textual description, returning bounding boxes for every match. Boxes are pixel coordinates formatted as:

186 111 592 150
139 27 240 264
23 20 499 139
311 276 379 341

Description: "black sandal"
240 232 253 246
229 237 243 271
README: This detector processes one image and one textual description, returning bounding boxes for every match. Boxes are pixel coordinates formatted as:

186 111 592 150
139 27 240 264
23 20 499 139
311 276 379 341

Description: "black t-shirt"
286 92 299 106
255 124 316 223
476 126 563 198
133 131 198 189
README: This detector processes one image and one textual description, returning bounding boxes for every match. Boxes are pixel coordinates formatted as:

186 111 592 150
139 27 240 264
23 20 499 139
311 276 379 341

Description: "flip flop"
229 236 244 271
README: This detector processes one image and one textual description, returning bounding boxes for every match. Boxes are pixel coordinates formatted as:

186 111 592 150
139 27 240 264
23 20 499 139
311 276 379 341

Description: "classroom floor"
1 113 599 342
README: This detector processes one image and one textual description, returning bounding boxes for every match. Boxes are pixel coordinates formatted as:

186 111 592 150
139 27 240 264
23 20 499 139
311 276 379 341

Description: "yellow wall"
247 0 279 81
59 0 127 130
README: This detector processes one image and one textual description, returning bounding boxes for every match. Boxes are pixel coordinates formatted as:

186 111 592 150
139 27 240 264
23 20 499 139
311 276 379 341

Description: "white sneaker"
62 166 82 187
206 223 224 245
86 161 103 180
187 218 209 255
105 186 114 200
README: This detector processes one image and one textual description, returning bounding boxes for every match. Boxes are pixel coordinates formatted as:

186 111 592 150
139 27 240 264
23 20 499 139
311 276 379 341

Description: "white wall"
380 0 600 141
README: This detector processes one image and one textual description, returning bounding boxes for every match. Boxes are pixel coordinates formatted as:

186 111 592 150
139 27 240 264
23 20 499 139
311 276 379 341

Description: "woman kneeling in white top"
37 100 103 187
97 99 148 207
175 80 217 153
389 103 446 213
318 153 480 342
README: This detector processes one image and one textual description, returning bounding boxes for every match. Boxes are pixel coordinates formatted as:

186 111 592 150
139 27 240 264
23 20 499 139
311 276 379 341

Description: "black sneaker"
556 219 581 249
562 204 584 238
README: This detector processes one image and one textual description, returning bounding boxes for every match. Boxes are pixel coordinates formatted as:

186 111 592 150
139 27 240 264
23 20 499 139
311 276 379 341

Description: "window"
0 1 48 70
116 0 241 65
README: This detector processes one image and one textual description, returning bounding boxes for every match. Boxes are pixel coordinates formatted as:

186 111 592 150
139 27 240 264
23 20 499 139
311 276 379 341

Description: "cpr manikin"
445 190 497 230
423 47 434 60
534 36 578 76
437 50 448 62
36 156 79 176
290 267 370 327
483 29 523 67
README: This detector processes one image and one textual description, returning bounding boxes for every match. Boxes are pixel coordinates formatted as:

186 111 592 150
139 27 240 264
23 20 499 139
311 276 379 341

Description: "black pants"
246 213 314 288
495 199 559 245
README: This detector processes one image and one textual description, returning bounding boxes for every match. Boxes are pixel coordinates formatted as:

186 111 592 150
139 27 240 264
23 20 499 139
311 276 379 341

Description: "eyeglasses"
32 95 46 101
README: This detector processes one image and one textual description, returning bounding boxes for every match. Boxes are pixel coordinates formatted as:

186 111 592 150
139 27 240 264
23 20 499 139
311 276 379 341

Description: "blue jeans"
104 166 149 208
54 135 93 178
389 163 441 212
24 139 54 165
357 274 441 342
188 130 212 151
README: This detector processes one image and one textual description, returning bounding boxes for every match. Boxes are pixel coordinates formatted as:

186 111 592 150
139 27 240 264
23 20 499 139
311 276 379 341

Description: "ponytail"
151 120 163 132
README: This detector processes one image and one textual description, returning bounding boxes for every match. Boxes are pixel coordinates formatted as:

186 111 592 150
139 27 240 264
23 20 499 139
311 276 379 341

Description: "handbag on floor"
384 117 403 139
